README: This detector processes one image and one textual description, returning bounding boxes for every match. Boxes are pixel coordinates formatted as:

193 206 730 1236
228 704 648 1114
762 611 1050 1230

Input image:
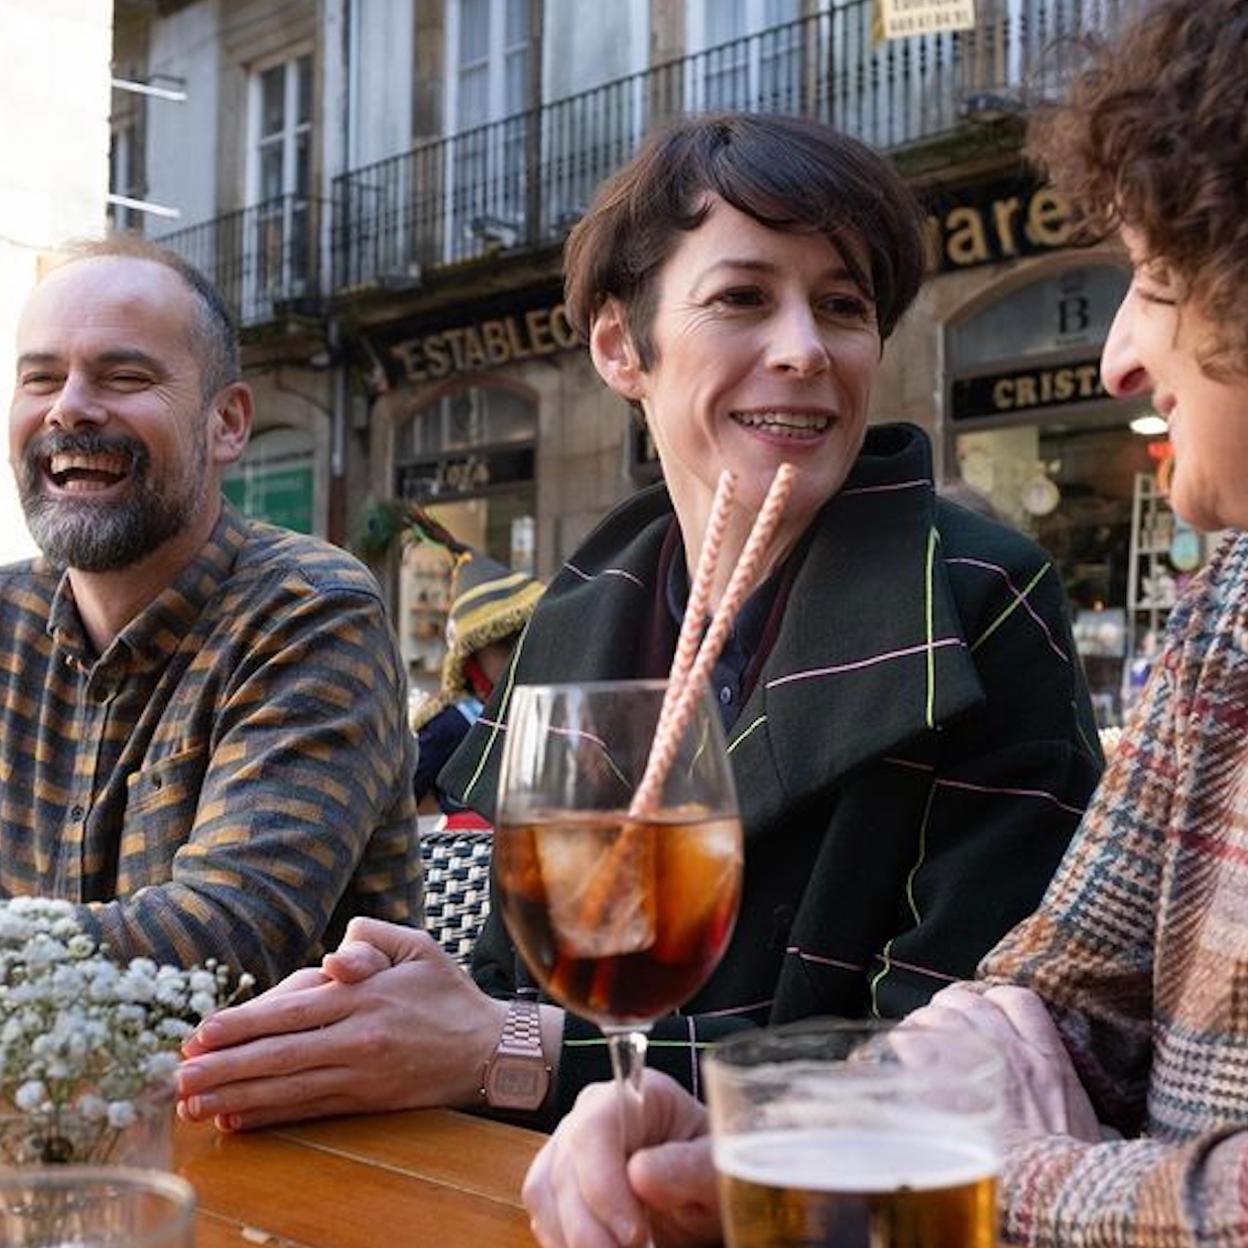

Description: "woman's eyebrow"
688 258 867 298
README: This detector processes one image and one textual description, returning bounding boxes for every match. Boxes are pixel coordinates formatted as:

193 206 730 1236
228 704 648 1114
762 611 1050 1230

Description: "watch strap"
481 998 551 1112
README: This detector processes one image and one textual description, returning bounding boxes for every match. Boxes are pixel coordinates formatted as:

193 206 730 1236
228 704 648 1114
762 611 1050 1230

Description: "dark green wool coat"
441 423 1102 1123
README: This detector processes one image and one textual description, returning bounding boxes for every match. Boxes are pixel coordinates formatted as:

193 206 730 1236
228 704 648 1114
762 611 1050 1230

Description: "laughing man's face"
9 256 212 572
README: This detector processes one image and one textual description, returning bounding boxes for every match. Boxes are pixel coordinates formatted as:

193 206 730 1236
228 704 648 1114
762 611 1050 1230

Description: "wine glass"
494 678 743 1169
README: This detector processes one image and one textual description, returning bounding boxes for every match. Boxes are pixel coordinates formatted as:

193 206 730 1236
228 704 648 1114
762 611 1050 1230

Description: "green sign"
224 465 314 534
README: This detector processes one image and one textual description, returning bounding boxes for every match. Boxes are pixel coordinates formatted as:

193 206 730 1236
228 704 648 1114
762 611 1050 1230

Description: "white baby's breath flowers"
0 897 253 1166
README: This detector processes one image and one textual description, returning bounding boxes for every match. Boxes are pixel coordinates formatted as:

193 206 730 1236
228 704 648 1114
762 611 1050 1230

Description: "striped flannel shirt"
0 501 422 988
980 530 1248 1247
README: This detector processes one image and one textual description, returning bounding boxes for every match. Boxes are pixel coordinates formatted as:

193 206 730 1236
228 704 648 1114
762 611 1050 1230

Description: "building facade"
112 0 1170 719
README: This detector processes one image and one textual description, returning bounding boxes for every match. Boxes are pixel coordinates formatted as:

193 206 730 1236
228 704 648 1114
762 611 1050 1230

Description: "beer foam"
714 1127 998 1194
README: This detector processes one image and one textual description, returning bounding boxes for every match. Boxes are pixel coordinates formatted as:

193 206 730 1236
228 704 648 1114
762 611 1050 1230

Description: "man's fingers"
322 940 393 984
182 969 327 1057
178 1065 349 1123
210 1094 353 1133
338 917 436 965
187 981 354 1051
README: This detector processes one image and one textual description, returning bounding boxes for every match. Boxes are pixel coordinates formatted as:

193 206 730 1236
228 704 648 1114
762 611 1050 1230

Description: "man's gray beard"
19 446 209 573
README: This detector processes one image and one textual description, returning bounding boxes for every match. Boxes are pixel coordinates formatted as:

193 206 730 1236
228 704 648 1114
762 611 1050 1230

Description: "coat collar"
450 424 984 825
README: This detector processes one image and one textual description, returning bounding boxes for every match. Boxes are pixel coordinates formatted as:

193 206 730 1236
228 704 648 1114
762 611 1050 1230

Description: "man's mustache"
24 430 147 474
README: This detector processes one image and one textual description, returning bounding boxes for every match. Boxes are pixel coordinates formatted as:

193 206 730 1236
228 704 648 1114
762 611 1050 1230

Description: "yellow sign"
389 303 578 384
875 0 976 39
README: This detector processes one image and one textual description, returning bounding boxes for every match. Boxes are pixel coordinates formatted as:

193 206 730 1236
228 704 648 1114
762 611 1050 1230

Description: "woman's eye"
820 295 873 321
1137 287 1178 308
714 287 766 308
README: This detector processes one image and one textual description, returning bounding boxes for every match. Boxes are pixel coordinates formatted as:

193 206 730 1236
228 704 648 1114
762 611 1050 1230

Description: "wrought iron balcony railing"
333 0 1148 293
155 193 323 328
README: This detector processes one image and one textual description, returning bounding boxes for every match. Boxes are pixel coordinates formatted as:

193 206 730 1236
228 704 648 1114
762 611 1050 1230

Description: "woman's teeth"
731 411 831 436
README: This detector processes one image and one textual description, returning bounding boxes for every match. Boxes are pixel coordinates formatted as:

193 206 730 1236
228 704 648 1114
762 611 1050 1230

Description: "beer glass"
0 1166 196 1246
494 679 743 1165
706 1019 1003 1248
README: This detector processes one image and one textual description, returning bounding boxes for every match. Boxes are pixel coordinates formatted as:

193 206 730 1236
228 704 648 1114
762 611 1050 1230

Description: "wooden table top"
175 1109 543 1247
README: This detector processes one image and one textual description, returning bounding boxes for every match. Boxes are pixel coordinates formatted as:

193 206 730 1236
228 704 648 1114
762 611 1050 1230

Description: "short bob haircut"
1027 0 1248 374
563 113 927 369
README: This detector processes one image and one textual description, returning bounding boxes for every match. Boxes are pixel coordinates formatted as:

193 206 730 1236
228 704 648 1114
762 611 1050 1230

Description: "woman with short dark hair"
522 6 1248 1245
439 109 1097 1111
177 111 1098 1154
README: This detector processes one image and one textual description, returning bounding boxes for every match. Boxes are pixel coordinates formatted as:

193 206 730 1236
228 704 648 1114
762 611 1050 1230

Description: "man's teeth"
49 451 128 478
731 411 831 434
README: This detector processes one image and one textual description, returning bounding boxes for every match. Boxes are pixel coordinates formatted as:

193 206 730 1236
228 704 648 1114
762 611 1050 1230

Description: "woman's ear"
589 298 646 402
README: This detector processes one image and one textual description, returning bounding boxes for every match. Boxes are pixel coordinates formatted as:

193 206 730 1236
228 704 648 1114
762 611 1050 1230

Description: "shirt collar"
46 499 248 673
664 530 781 664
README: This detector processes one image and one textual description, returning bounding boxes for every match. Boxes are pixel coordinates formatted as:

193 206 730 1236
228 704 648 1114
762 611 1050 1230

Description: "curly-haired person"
518 3 1248 1246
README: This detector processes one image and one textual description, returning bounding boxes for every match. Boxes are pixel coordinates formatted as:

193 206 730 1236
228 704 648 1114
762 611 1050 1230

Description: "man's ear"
209 382 254 467
589 298 646 402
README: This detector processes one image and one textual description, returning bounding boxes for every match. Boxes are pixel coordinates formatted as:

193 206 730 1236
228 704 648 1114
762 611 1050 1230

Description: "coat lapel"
446 424 984 825
724 424 985 835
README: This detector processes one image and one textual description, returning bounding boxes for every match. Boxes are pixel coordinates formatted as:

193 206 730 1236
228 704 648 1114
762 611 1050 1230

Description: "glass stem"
607 1028 654 1247
607 1029 649 1152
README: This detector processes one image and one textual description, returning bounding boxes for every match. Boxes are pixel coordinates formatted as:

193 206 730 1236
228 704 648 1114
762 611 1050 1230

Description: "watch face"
486 1058 549 1111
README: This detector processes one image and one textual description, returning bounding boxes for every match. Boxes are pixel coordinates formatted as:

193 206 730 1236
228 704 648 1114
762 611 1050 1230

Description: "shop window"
396 385 537 692
223 426 317 534
946 264 1204 730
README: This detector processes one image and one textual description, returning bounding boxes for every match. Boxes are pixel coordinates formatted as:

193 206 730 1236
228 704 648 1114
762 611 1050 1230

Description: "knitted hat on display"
436 545 544 711
362 500 542 731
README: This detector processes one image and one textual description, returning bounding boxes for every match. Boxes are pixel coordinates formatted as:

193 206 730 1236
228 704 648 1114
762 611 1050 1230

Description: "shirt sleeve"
970 634 1206 1244
77 581 421 988
996 1130 1248 1247
977 645 1179 1135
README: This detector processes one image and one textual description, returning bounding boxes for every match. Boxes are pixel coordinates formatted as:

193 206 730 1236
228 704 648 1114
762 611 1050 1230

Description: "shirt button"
92 685 111 705
70 804 86 822
719 685 734 706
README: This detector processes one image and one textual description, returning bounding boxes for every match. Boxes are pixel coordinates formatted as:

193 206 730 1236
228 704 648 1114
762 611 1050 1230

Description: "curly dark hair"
1026 0 1248 372
563 113 926 368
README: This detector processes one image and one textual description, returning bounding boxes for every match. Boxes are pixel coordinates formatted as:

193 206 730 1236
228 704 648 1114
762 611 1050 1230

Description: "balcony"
155 193 323 329
333 0 1150 294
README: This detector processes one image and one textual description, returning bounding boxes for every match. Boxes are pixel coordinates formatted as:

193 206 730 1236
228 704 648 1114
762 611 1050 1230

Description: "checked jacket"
981 530 1248 1248
441 422 1103 1122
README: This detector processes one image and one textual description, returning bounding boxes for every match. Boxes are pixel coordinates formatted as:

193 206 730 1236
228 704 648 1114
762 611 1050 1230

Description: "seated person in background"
395 508 542 814
521 4 1248 1245
176 111 1100 1133
0 237 421 989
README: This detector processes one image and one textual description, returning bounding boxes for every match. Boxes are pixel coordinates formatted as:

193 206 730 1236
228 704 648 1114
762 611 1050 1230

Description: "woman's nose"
766 306 829 377
1100 294 1152 398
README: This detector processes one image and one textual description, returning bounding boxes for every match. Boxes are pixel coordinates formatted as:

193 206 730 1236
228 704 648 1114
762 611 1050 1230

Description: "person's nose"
1100 294 1152 398
765 302 829 378
45 373 107 431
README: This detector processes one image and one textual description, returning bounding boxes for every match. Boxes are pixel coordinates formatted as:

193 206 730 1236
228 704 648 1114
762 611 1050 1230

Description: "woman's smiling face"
599 197 883 529
1101 228 1248 531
